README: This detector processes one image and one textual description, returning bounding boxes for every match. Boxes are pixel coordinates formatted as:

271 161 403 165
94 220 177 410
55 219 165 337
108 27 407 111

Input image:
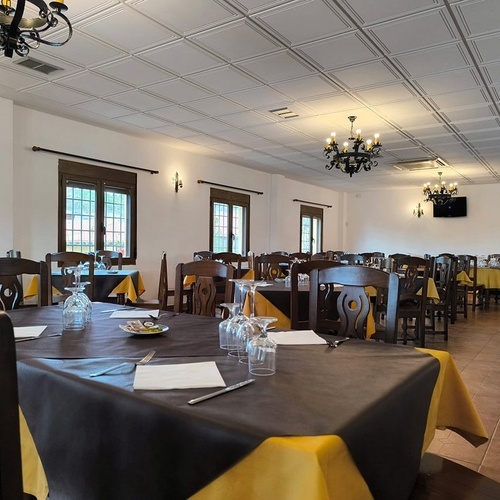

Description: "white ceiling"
2 0 500 192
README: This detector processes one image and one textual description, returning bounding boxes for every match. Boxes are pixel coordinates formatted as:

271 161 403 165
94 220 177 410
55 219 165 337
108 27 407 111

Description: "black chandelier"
324 116 382 177
423 171 458 205
0 0 72 58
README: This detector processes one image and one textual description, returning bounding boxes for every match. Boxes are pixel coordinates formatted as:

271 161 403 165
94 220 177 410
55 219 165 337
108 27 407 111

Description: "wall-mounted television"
433 196 467 218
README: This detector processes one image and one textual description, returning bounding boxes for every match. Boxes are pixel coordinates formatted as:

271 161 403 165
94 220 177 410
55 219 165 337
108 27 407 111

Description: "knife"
187 379 255 405
15 333 62 343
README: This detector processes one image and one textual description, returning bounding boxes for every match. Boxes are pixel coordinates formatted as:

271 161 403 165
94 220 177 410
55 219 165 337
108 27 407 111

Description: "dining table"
12 303 487 500
469 267 500 307
24 269 145 303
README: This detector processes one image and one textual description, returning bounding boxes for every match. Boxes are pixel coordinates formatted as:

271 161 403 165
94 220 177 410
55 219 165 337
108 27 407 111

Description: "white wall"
344 185 500 256
10 105 342 299
0 97 14 253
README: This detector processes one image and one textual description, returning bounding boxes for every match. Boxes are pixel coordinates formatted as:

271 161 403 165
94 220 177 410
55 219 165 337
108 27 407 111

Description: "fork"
326 338 350 349
89 350 156 377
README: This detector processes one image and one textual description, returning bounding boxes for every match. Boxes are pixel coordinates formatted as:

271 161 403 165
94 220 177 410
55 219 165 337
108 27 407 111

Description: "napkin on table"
110 309 159 319
268 330 327 345
14 326 47 339
133 361 226 390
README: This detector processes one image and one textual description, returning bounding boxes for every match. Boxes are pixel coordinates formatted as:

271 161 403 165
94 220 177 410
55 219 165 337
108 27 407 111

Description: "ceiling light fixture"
0 0 72 58
423 171 458 205
324 116 382 177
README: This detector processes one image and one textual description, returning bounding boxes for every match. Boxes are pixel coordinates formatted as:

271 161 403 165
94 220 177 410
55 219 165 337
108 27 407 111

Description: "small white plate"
119 324 169 336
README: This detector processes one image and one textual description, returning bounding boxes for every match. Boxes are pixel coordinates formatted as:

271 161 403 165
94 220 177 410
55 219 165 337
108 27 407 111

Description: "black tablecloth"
13 304 440 500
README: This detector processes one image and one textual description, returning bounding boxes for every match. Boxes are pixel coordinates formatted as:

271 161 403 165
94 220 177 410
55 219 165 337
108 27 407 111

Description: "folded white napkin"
110 309 159 319
268 330 327 345
133 361 226 390
13 326 47 339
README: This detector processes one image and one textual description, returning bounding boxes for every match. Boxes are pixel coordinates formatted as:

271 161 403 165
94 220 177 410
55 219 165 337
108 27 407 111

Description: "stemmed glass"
218 303 239 351
226 280 250 357
248 316 278 376
62 286 87 330
66 264 92 323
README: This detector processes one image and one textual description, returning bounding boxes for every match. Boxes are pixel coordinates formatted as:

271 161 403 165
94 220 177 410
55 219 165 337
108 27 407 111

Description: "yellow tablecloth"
456 271 474 287
192 348 488 500
470 267 500 289
24 274 145 303
20 409 49 499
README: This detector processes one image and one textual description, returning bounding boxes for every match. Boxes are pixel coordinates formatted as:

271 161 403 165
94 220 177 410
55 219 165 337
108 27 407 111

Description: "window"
58 160 137 264
210 188 250 254
300 205 323 254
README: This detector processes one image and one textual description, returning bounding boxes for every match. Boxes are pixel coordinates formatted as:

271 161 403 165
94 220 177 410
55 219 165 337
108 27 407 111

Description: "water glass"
63 287 86 331
248 317 278 376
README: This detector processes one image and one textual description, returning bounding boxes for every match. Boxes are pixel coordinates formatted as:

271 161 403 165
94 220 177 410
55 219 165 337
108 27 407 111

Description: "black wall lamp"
173 172 183 193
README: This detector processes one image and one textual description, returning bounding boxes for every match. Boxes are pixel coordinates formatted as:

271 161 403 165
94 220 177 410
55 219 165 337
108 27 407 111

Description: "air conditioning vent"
393 157 449 171
14 57 63 75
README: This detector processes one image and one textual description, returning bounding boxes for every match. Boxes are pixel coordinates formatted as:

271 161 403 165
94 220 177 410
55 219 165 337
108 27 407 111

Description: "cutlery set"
90 350 156 377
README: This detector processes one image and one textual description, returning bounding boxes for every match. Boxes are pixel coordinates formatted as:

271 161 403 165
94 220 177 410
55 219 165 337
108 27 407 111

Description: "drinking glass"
248 316 278 376
63 287 87 330
219 303 238 350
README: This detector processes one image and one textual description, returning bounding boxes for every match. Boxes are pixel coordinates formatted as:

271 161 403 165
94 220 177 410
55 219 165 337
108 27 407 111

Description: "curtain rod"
197 179 263 195
293 198 332 208
32 146 160 175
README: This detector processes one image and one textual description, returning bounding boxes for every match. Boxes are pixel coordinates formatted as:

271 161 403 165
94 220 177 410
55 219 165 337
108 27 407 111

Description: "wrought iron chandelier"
0 0 72 58
423 171 458 205
324 116 382 177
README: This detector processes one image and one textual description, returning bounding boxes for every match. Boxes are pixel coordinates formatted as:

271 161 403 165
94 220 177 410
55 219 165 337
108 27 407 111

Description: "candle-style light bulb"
356 129 361 140
374 133 380 145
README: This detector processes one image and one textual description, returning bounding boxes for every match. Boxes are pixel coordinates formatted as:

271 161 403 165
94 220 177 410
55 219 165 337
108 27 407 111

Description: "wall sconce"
413 203 424 218
172 172 183 193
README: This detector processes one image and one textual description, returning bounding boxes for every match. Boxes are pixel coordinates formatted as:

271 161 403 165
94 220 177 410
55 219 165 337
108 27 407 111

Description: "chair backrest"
432 255 457 306
340 253 365 265
193 251 213 261
389 253 410 260
254 254 291 280
95 250 123 270
174 260 234 315
290 260 342 330
0 311 24 499
0 258 49 310
271 251 290 256
46 252 95 301
311 252 328 261
158 252 169 310
212 252 245 278
289 252 311 262
309 265 399 342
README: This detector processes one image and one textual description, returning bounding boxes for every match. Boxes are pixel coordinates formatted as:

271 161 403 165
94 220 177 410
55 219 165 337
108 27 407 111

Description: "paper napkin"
268 330 327 345
133 361 226 390
110 309 159 319
13 326 47 339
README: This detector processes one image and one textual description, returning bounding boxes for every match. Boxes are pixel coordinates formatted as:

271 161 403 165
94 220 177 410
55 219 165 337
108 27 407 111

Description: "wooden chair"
46 251 95 302
254 254 291 280
174 261 234 316
290 260 342 330
311 252 329 261
309 265 399 343
427 255 456 341
0 258 49 310
0 310 24 499
132 252 170 310
389 253 411 260
289 252 311 262
94 250 123 270
465 255 485 311
339 253 364 265
212 252 246 278
193 251 213 261
395 256 430 347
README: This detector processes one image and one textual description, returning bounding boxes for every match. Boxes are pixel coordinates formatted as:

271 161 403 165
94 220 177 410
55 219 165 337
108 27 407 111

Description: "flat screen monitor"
433 196 467 218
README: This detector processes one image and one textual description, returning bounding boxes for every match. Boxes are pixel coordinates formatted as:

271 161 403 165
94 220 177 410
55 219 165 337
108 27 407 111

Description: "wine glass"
63 286 87 330
248 316 278 376
218 303 238 350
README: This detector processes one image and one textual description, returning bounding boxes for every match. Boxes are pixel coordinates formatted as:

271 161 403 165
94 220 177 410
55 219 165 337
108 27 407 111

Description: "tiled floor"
423 302 500 482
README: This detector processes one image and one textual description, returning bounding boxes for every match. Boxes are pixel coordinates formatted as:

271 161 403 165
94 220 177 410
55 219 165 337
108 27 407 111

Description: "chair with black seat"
0 258 49 310
94 250 123 270
212 252 246 278
174 260 234 316
254 253 291 280
340 253 364 265
46 251 95 302
193 251 213 261
427 255 456 341
395 256 431 347
309 265 399 343
290 260 342 330
0 310 24 499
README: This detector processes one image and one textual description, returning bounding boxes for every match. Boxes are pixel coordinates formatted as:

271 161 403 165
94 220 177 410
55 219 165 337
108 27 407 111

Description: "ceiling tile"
271 75 339 99
78 5 178 52
225 86 291 108
472 34 500 64
55 72 131 96
193 21 282 61
148 105 207 123
455 0 500 36
414 68 480 96
183 96 247 116
186 66 261 93
0 66 45 90
330 61 401 89
72 99 135 118
219 111 275 128
152 124 199 138
429 88 490 109
355 83 417 105
116 113 170 129
106 90 172 111
146 79 214 102
26 84 93 105
179 118 233 134
254 0 351 44
94 57 174 86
